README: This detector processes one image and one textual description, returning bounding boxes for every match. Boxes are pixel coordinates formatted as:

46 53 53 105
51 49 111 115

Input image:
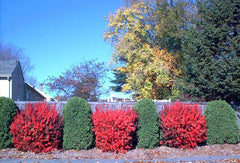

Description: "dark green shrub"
63 97 94 150
0 97 18 148
135 98 159 148
204 100 239 145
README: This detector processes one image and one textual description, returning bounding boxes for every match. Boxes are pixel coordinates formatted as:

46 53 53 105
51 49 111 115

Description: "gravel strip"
1 155 240 163
1 144 240 162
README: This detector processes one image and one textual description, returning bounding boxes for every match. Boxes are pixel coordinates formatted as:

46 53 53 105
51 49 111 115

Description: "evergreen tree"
179 0 240 102
110 69 127 92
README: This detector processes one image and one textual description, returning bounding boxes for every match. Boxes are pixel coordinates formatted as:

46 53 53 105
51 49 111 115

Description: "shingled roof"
0 60 20 77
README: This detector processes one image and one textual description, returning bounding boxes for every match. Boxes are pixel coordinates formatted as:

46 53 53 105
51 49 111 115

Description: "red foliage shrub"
92 105 138 153
10 101 63 153
159 101 207 149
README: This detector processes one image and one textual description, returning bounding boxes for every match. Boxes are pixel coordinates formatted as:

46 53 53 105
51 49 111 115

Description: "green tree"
179 0 240 102
110 69 127 92
155 0 194 56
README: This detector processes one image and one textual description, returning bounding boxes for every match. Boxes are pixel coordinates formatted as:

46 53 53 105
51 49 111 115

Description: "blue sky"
0 0 128 99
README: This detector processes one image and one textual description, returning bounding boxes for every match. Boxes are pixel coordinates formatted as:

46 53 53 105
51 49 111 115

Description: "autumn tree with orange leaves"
44 59 108 101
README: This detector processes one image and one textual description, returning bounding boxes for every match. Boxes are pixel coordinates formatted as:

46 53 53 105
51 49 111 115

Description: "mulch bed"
0 144 240 161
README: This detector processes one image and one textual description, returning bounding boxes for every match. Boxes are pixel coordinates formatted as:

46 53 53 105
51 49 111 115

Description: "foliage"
10 101 63 153
124 48 179 100
204 100 239 145
179 0 240 102
159 101 207 149
44 59 108 101
105 1 194 99
154 0 195 55
0 97 18 149
92 105 138 153
175 93 206 102
105 1 193 99
104 0 195 99
110 69 127 92
134 98 159 148
63 97 94 150
0 42 36 85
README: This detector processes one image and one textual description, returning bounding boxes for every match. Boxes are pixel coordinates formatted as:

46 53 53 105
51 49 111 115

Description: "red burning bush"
92 105 138 153
10 101 63 153
159 101 207 149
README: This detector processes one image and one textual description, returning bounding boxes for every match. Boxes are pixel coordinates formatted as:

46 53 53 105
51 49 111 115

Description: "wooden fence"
15 101 208 115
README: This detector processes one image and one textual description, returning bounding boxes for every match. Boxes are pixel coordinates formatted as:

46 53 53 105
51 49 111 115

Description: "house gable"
25 83 46 101
0 59 53 101
12 62 25 101
0 60 25 100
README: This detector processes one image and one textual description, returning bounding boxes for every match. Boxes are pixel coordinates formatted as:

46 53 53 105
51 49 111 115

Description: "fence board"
15 101 208 114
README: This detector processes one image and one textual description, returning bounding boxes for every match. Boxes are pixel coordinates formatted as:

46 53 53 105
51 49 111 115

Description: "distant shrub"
134 98 159 149
10 101 63 153
63 97 94 150
92 105 138 153
204 100 239 145
0 97 18 149
159 101 207 149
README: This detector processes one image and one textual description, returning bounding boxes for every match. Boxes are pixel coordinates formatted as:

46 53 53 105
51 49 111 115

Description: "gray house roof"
0 60 20 78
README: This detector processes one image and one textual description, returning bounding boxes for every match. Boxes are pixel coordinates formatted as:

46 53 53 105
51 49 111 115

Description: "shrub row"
0 97 239 153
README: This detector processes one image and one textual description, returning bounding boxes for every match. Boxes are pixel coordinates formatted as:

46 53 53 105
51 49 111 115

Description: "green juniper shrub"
134 98 159 148
63 97 94 150
204 100 239 145
0 97 18 148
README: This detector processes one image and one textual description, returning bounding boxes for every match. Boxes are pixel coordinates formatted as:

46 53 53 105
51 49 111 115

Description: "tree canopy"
44 59 108 101
179 0 240 102
106 0 240 102
105 0 193 99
